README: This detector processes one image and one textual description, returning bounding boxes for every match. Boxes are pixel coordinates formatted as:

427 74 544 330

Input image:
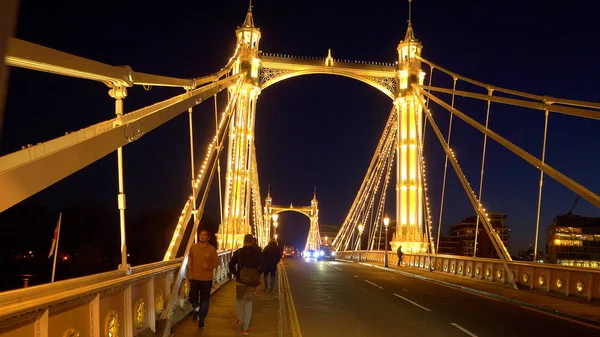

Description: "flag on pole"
48 213 62 258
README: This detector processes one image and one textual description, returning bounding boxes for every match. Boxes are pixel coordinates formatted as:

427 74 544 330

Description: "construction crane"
566 195 581 215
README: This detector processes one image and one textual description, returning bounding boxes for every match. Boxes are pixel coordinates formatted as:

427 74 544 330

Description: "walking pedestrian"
188 229 219 330
397 245 404 266
261 239 282 294
229 234 262 335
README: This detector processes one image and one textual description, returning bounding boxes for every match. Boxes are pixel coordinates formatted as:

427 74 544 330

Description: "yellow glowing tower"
390 15 428 254
217 6 262 249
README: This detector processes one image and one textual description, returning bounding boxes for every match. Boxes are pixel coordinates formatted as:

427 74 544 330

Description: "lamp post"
383 216 390 267
357 224 364 262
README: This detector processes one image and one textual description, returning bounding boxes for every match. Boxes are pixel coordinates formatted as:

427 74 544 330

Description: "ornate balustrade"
337 251 600 301
0 251 232 337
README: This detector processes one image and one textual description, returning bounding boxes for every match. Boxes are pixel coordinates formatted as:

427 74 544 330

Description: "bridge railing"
0 251 233 337
337 251 600 301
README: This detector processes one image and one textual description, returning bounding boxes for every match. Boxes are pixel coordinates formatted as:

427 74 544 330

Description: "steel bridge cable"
333 106 397 249
214 93 224 229
417 87 600 208
365 127 396 249
338 113 397 251
472 88 493 257
415 91 512 262
371 138 396 250
416 55 600 110
435 77 457 253
415 93 516 288
158 105 234 335
421 64 434 149
164 77 245 260
419 85 600 121
356 121 396 250
533 109 550 262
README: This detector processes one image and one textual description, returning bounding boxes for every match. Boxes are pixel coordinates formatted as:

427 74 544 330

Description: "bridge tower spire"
217 5 263 249
391 1 428 254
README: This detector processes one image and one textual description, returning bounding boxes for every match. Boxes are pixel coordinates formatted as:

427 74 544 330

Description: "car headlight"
319 251 325 256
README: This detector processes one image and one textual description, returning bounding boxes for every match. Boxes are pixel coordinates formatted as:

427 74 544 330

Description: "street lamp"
274 234 278 240
383 216 390 267
272 214 279 222
324 236 328 245
357 224 364 262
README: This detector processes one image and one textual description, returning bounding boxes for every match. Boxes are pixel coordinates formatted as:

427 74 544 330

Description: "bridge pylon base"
216 233 246 250
390 240 428 254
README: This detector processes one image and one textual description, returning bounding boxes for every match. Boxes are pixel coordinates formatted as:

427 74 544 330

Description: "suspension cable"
415 93 515 288
472 88 493 257
416 55 600 110
417 86 600 208
533 109 550 262
339 115 397 251
333 106 397 249
435 77 457 253
422 64 434 149
214 93 224 229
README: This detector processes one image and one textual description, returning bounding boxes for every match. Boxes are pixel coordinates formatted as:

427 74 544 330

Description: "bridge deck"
171 281 280 336
285 258 600 336
358 259 600 324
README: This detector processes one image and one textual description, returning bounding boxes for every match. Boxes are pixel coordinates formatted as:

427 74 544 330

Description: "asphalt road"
284 257 599 337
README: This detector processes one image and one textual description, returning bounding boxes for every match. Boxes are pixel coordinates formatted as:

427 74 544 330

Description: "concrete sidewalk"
171 281 280 336
352 259 600 326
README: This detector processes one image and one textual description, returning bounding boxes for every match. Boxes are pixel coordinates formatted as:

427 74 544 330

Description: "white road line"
354 275 359 278
329 264 342 271
363 280 383 289
402 288 408 292
451 323 478 337
393 293 431 312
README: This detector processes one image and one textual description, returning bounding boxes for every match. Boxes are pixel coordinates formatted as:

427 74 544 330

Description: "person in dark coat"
261 239 282 293
229 234 262 334
397 246 404 266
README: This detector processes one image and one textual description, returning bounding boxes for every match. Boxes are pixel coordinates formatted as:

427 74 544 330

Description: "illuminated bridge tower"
305 189 322 251
217 7 262 249
390 21 429 254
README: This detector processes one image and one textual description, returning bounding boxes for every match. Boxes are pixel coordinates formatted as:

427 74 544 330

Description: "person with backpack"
229 234 262 335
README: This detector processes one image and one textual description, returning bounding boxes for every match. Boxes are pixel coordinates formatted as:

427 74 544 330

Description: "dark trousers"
190 280 212 321
263 265 277 290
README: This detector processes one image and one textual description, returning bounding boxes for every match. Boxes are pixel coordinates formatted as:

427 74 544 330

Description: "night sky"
2 0 600 254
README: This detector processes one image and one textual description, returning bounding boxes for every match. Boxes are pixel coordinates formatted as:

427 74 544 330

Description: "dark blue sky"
2 0 599 253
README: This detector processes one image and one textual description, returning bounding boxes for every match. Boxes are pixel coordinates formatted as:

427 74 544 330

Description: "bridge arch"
260 69 396 100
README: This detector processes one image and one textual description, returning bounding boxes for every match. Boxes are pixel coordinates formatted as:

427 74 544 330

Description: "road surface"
284 258 599 337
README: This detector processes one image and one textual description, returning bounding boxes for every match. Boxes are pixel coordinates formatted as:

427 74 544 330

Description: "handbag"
238 247 261 287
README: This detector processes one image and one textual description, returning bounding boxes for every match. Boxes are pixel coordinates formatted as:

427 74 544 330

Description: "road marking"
363 280 383 289
519 305 600 330
402 288 408 292
354 275 359 278
393 293 431 312
329 264 342 271
451 323 478 337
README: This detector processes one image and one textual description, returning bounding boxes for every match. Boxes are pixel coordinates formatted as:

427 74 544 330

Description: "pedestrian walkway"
171 281 280 336
356 260 600 326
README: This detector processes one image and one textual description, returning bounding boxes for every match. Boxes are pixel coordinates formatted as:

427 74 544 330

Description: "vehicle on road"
317 246 335 260
283 245 297 258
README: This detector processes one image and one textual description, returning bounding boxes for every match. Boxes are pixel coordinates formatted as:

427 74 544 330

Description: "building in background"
518 244 543 262
437 213 510 258
320 225 339 247
546 214 600 269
